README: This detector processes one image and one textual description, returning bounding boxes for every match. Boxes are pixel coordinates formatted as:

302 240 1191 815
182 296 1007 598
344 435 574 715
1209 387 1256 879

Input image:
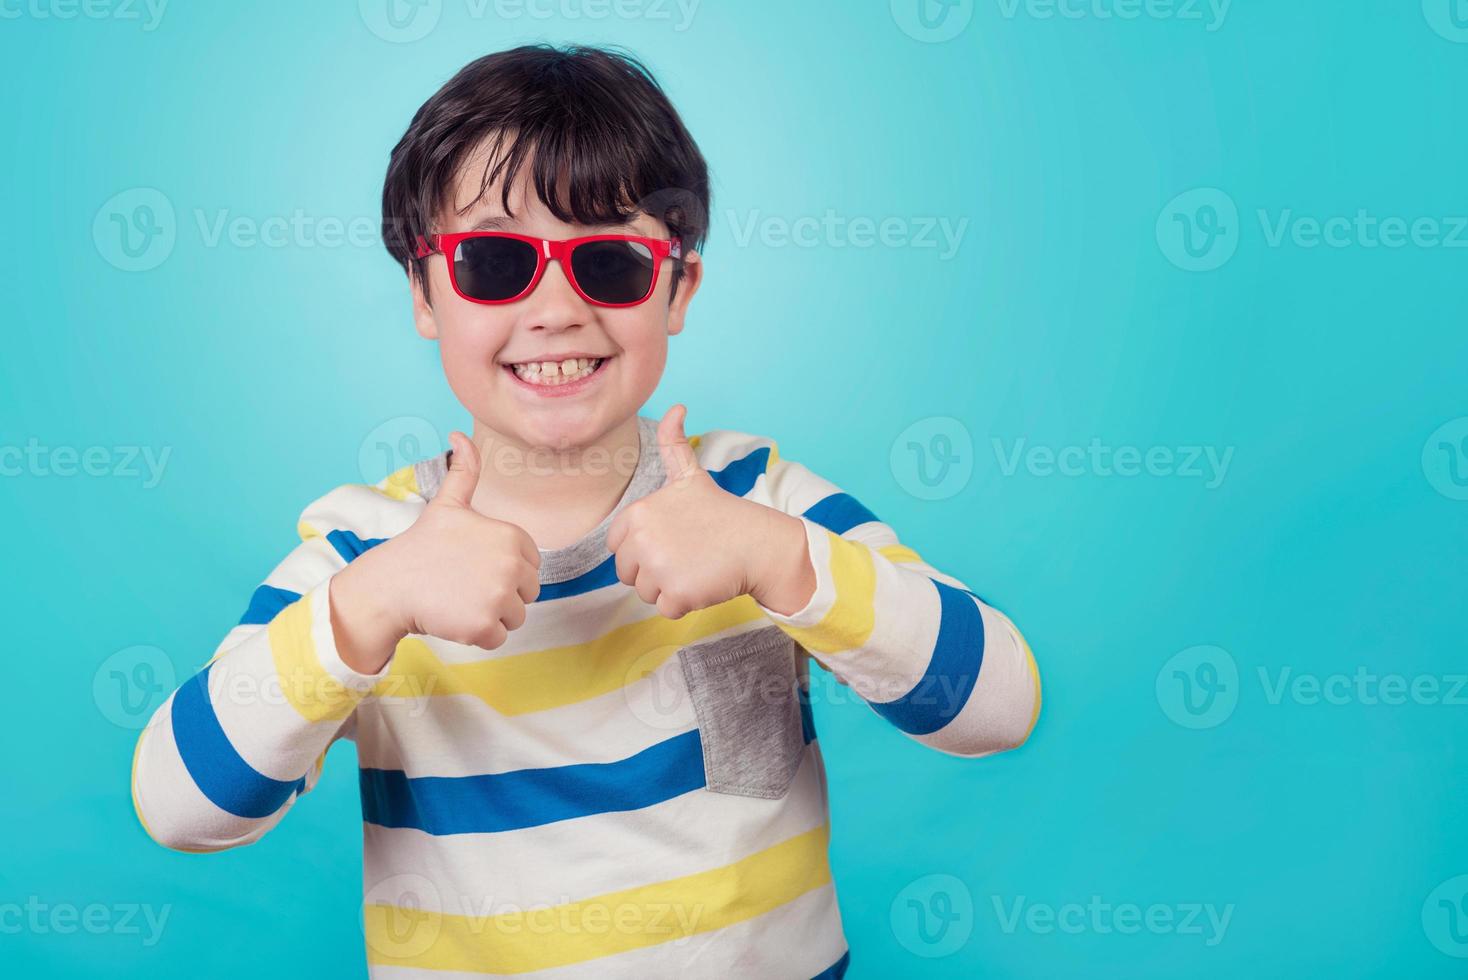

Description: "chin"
514 407 611 452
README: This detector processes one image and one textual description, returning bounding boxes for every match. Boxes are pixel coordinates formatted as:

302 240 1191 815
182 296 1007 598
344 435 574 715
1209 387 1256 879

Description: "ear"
666 249 702 338
410 263 440 341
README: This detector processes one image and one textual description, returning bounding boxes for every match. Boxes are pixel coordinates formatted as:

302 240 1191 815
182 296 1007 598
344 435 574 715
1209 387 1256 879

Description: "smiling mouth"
503 356 610 387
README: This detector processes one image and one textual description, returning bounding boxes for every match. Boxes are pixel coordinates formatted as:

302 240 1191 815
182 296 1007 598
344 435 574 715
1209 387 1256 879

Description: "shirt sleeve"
734 436 1041 758
129 483 407 852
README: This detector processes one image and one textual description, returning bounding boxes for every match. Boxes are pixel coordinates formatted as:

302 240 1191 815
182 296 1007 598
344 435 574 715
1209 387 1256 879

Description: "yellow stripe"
1020 629 1042 741
770 530 876 656
373 598 766 715
877 543 922 564
373 465 420 502
129 729 157 843
364 824 832 973
269 593 360 723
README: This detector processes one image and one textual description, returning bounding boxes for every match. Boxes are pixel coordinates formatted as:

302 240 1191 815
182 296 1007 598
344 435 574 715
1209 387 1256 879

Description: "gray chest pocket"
679 624 806 800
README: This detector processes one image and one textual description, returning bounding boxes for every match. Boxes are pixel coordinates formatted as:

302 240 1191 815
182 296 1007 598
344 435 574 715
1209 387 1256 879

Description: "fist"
606 404 807 619
365 431 541 651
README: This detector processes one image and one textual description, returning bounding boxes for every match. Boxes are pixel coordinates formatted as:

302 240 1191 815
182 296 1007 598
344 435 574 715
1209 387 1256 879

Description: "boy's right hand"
330 431 541 674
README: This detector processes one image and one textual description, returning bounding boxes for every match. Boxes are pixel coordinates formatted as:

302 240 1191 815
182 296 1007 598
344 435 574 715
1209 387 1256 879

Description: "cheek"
435 311 508 395
605 315 670 385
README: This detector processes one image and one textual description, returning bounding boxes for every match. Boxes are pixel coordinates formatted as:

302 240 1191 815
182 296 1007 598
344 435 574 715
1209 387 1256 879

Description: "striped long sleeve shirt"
130 413 1041 979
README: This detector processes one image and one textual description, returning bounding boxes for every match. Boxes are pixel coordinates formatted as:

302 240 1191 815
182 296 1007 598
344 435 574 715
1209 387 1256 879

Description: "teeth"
511 357 603 386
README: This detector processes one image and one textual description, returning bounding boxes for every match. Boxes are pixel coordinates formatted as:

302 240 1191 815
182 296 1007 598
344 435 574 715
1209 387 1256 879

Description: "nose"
522 254 590 333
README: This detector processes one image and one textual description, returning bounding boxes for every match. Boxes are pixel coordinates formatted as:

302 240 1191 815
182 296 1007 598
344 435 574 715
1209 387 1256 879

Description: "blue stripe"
238 584 302 626
326 528 386 563
868 579 985 735
170 663 306 819
536 555 621 601
802 492 879 535
235 529 378 629
707 445 771 498
358 729 707 835
811 950 850 979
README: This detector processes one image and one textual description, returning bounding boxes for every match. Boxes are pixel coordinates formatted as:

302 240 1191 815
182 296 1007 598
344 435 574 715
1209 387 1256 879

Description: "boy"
130 43 1040 979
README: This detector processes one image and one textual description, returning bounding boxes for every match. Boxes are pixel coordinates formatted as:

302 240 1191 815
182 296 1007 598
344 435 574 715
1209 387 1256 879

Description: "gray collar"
412 415 665 584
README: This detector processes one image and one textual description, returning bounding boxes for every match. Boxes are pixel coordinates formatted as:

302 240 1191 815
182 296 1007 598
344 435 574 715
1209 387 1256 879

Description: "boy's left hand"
606 404 815 620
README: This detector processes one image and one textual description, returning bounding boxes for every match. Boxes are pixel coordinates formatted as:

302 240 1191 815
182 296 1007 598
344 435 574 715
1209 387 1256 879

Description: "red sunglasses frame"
414 231 683 308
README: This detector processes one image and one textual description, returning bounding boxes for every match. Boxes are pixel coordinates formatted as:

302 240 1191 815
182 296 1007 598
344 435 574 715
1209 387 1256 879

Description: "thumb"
436 431 481 509
658 403 701 487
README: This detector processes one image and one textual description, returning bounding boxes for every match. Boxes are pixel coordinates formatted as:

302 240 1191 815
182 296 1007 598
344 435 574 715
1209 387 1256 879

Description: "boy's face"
410 137 702 454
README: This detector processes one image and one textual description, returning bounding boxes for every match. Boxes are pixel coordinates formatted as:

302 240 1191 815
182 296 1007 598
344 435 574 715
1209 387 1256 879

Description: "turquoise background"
2 1 1466 976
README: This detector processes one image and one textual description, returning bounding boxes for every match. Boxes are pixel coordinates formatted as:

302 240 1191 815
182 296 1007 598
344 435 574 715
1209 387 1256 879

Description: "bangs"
457 127 644 231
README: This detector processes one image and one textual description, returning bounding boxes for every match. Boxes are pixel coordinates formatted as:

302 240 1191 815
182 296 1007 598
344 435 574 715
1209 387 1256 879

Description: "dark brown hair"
381 43 711 298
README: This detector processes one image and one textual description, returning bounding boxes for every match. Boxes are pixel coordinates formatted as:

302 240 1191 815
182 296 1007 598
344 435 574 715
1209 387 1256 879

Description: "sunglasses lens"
571 240 657 305
453 236 540 301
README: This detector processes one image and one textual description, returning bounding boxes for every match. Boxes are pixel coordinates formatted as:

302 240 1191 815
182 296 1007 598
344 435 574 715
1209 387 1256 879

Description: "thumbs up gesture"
330 431 541 672
606 404 815 620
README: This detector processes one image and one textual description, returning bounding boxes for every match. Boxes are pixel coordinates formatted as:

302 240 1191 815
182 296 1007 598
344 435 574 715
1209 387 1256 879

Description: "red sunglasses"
414 231 683 308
